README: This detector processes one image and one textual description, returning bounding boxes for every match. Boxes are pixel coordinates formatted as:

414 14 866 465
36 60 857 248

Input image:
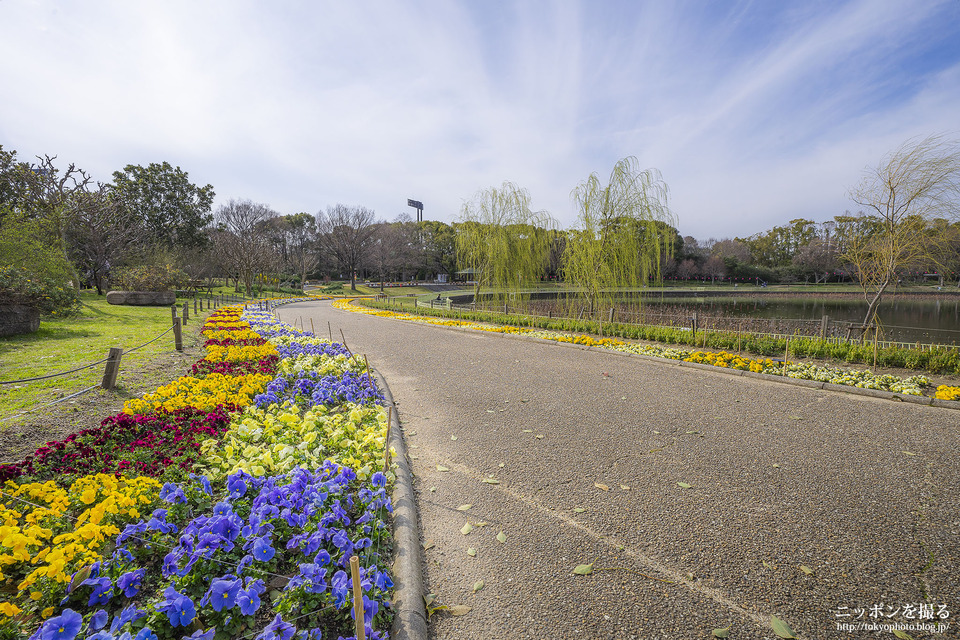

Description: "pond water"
641 295 960 345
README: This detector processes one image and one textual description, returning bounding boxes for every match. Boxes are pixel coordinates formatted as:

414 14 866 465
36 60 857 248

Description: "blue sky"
1 0 958 239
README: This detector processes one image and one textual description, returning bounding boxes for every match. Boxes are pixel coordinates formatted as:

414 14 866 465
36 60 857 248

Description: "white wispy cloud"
1 0 957 238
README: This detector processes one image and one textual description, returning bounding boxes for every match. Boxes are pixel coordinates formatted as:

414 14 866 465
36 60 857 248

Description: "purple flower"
206 576 242 612
253 536 275 562
90 610 108 630
181 629 215 640
255 615 296 640
36 609 82 640
160 483 187 504
134 629 158 640
156 586 196 627
117 569 145 598
227 471 249 498
110 605 147 633
83 576 114 606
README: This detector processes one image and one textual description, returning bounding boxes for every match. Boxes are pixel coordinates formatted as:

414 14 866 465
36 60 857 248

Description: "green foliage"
564 157 674 313
456 182 555 304
0 265 80 316
112 264 188 291
110 161 215 250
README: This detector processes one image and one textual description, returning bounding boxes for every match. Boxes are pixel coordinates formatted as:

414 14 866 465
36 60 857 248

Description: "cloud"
1 0 957 239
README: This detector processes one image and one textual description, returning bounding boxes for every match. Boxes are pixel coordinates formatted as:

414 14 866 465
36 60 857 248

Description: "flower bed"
338 298 943 398
0 305 395 640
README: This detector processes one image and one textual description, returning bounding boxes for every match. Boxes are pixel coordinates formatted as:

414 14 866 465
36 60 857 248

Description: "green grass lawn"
0 292 210 423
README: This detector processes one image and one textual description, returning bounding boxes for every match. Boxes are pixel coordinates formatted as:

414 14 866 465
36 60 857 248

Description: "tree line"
3 135 957 331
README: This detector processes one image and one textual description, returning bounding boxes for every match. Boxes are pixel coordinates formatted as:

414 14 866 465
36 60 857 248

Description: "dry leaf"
594 482 609 491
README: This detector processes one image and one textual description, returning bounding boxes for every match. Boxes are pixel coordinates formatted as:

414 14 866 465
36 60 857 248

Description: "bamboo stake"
310 318 315 335
350 556 366 640
340 329 351 355
383 406 393 473
328 321 333 342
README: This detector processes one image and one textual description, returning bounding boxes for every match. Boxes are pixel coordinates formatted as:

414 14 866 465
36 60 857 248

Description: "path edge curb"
373 367 429 640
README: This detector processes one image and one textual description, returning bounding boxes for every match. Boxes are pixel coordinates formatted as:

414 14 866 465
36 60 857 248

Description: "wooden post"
383 406 393 473
194 299 198 315
101 347 123 390
328 321 333 342
350 555 366 640
310 318 315 335
691 312 698 343
608 307 615 323
173 317 183 351
820 315 829 340
182 302 189 325
737 322 742 354
873 328 879 367
784 338 790 375
171 305 178 324
340 329 351 355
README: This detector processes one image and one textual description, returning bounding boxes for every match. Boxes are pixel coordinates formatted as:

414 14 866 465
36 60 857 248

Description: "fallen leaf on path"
522 429 533 433
460 523 473 535
799 565 814 575
619 484 631 490
422 540 435 550
450 435 458 441
457 504 472 511
573 563 594 575
449 605 472 616
771 615 797 639
436 465 449 472
762 561 777 570
712 628 730 638
473 580 484 593
573 507 586 513
677 482 693 489
429 486 436 492
496 531 507 544
902 451 916 456
467 548 477 557
594 482 609 491
892 629 915 639
482 478 500 484
535 434 544 439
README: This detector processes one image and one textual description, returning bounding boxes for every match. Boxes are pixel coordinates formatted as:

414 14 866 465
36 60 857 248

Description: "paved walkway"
282 300 959 640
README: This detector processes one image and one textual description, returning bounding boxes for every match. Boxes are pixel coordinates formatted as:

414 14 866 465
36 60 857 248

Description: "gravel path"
282 300 959 640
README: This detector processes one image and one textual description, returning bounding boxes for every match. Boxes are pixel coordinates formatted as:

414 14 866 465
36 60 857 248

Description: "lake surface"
641 295 960 345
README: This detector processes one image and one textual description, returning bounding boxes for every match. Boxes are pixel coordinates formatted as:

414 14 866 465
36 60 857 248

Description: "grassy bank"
0 292 210 427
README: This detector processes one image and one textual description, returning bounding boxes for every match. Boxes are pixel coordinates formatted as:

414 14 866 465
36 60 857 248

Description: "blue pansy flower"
35 609 82 640
255 615 296 640
90 610 108 630
205 576 242 612
253 536 275 562
83 576 114 607
117 569 145 598
156 586 196 627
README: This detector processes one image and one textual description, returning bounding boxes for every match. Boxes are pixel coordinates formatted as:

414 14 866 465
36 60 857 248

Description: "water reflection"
644 296 960 345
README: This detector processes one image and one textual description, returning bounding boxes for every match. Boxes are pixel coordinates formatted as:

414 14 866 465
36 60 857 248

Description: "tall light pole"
407 199 423 223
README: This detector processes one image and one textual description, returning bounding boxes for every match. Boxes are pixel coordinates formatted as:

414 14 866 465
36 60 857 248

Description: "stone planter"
106 291 177 306
0 304 41 337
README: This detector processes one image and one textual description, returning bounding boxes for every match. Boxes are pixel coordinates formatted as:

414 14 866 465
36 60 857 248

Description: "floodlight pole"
407 198 423 223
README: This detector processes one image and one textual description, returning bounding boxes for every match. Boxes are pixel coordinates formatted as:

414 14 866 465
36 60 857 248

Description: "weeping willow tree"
563 157 675 317
456 181 555 308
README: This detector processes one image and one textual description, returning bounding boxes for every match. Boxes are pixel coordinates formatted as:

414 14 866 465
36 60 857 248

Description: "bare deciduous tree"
846 134 960 328
214 199 279 297
315 204 378 290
